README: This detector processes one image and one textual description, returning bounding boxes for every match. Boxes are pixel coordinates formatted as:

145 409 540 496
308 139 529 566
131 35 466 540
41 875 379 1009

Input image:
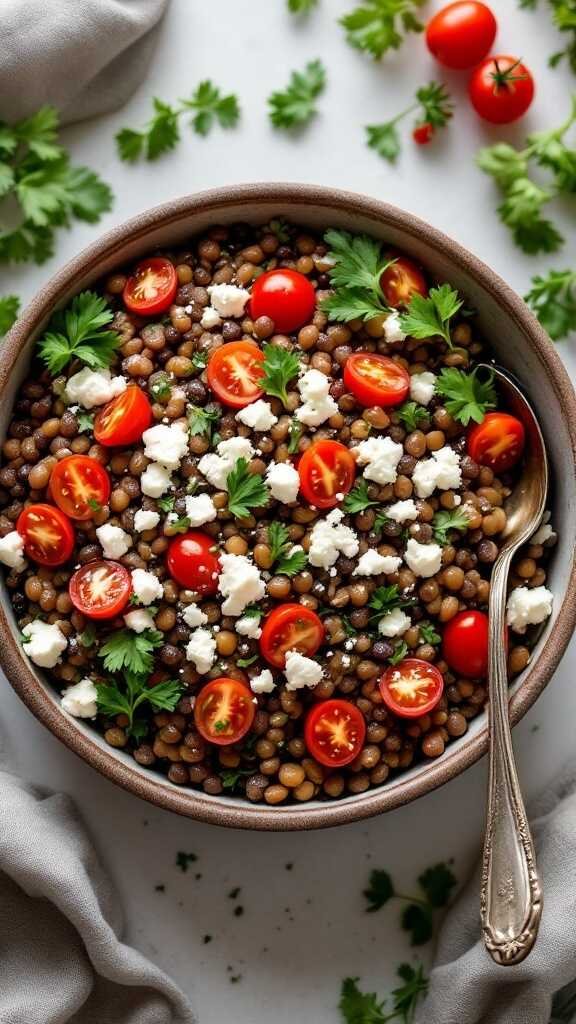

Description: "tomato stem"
490 57 528 91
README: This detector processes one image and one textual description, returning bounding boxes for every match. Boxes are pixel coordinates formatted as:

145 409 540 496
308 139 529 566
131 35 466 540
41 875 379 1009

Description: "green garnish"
435 366 497 425
525 268 576 341
0 295 20 337
176 851 198 872
397 401 428 432
192 350 209 371
242 606 262 621
236 655 259 668
287 418 302 454
96 671 183 738
373 510 392 537
37 291 121 374
339 0 425 60
157 495 175 513
98 628 163 676
87 498 101 512
226 458 270 519
432 508 470 545
287 0 318 10
260 343 300 407
342 479 379 514
367 81 453 163
150 374 172 400
116 81 240 162
267 522 308 576
76 410 94 433
188 403 220 442
214 719 230 733
320 228 394 323
221 767 254 791
369 584 414 618
339 966 429 1024
363 862 457 944
268 60 326 130
167 515 191 534
523 0 576 72
399 283 463 348
388 640 409 665
78 624 97 648
418 621 441 645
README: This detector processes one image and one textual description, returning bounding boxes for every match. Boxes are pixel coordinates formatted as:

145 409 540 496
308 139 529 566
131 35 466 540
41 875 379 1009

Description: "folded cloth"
0 751 196 1024
0 0 170 124
416 760 576 1024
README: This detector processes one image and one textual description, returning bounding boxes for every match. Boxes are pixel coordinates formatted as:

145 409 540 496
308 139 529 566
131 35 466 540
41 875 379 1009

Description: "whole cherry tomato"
469 56 535 124
69 560 132 619
344 353 410 407
260 603 325 669
17 503 75 566
250 269 316 333
380 258 428 308
194 677 256 745
167 532 220 595
298 440 356 509
467 412 525 473
94 386 153 447
426 1 497 70
442 610 490 678
413 122 435 145
123 257 178 317
378 658 444 718
304 699 366 767
206 341 265 408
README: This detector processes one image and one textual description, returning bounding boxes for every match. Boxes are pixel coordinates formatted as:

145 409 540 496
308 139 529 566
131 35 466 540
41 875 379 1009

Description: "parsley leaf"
78 624 97 648
288 0 318 11
76 410 94 433
525 268 576 340
388 640 409 665
339 977 388 1023
364 869 395 912
435 366 497 425
261 343 300 406
96 671 183 737
0 295 20 337
432 508 470 545
157 495 175 513
149 373 172 401
342 480 379 514
276 548 308 576
366 121 402 163
98 628 163 676
418 621 441 645
399 283 463 347
369 585 414 619
167 515 191 534
321 228 394 322
418 862 457 908
523 1 576 73
391 963 429 1019
187 402 220 442
226 457 269 519
287 418 302 454
396 401 428 432
221 767 253 791
268 60 326 130
236 654 259 668
340 0 425 60
37 291 121 374
367 81 452 163
116 82 240 162
268 522 308 576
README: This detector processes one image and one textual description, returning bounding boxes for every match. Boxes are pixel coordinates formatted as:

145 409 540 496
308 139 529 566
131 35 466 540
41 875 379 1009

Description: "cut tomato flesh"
388 673 437 707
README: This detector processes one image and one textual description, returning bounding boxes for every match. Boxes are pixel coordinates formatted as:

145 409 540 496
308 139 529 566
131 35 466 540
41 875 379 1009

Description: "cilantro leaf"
391 963 429 1019
157 495 175 513
287 418 302 454
525 268 576 340
435 366 497 425
98 628 163 676
497 178 563 254
167 515 191 534
321 229 393 322
188 402 220 442
0 295 20 337
416 81 453 129
37 291 121 374
364 869 395 912
340 0 425 59
261 343 300 406
76 410 94 433
268 522 308 576
418 862 457 908
276 548 308 576
226 457 269 519
401 903 433 945
367 81 452 163
78 624 97 648
366 120 401 163
339 977 388 1023
399 283 463 347
418 621 441 645
96 672 183 736
268 60 326 130
388 640 409 665
181 81 241 136
342 480 379 514
397 401 428 432
288 0 318 10
432 508 470 545
268 522 291 564
369 585 414 619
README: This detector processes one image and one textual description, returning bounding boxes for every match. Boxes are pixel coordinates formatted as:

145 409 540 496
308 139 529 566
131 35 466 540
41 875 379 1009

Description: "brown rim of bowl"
1 182 575 832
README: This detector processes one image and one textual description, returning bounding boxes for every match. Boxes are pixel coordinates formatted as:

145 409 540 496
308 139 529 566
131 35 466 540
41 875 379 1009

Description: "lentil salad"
0 220 555 806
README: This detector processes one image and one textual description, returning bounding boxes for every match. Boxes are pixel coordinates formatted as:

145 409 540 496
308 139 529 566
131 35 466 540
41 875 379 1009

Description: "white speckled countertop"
2 1 575 1020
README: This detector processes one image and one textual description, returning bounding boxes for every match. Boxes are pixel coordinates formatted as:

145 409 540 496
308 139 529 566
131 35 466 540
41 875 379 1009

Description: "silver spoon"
476 363 548 966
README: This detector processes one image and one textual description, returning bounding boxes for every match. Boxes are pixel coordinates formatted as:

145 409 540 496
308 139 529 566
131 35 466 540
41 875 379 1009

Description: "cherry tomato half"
69 560 132 620
17 503 75 566
442 610 490 678
380 257 428 309
469 56 535 124
94 386 153 447
166 531 220 595
250 269 316 334
467 412 525 473
260 603 325 669
344 353 410 408
49 455 111 521
379 658 444 719
426 1 497 70
194 677 256 746
123 257 178 317
304 699 366 767
207 340 265 409
298 440 356 509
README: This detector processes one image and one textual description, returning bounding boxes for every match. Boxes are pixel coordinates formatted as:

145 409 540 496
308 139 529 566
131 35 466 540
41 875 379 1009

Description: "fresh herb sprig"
321 228 394 322
0 106 113 265
477 96 576 253
268 60 326 130
226 458 269 519
268 522 308 576
432 508 470 545
287 0 318 11
340 0 425 60
522 0 576 73
435 366 497 425
399 284 463 348
188 403 220 443
117 81 241 162
96 671 183 738
364 862 457 944
287 418 302 454
418 621 441 645
260 343 300 407
157 495 175 514
0 295 20 337
367 82 453 163
525 268 576 340
37 291 121 374
369 584 415 619
342 479 380 514
397 401 428 432
340 966 428 1024
99 628 164 676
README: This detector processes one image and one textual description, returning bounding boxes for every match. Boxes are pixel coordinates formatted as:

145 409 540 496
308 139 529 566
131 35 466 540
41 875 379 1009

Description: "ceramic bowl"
2 183 575 830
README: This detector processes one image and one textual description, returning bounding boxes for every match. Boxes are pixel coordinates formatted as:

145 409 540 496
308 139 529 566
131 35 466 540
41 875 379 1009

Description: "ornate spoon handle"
481 549 543 966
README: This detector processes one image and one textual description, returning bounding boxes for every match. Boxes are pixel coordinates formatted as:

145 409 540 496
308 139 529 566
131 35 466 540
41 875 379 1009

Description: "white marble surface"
2 1 576 1020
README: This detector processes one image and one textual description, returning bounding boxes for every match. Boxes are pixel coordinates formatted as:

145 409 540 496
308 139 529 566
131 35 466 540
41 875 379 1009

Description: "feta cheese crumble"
409 371 437 406
412 446 461 499
131 568 163 606
207 283 251 318
61 677 98 718
353 550 402 576
266 461 300 503
383 312 407 344
134 509 161 532
236 400 278 432
0 530 26 572
184 492 218 527
142 422 189 469
531 513 554 546
378 607 412 638
235 614 262 639
96 524 132 560
140 462 172 498
506 586 553 634
198 436 254 491
64 368 126 409
386 499 418 524
124 609 155 633
250 669 275 694
295 369 338 427
284 649 324 691
186 627 217 673
182 603 209 628
308 509 359 569
22 620 67 668
404 538 443 578
354 436 404 485
200 306 222 330
217 553 266 616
